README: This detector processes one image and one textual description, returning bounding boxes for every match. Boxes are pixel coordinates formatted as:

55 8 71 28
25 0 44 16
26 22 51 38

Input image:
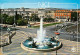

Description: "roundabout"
21 17 62 51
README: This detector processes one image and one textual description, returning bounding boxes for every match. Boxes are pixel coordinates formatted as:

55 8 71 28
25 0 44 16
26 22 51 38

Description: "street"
16 24 80 42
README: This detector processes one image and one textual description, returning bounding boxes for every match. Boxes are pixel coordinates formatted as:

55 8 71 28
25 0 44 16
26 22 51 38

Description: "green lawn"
30 22 61 28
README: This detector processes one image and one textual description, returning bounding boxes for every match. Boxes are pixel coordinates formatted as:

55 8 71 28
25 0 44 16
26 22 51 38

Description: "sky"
0 0 80 9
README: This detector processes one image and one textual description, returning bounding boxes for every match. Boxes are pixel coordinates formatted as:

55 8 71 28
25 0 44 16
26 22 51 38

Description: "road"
0 22 80 42
1 23 80 55
16 25 80 42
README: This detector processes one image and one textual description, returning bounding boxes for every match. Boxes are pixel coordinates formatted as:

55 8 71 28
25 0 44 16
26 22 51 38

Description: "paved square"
2 31 80 55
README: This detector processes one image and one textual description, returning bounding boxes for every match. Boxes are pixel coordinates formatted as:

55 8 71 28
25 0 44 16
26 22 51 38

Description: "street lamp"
55 35 59 55
7 28 11 44
7 28 11 37
13 11 16 27
26 13 31 27
73 31 75 38
22 12 24 19
73 17 75 22
13 10 16 32
55 35 59 43
2 17 4 24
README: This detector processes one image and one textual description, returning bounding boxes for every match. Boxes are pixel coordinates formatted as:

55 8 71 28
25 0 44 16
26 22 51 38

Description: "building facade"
54 10 72 19
1 8 79 22
1 8 38 16
45 11 55 18
1 8 55 18
77 10 80 21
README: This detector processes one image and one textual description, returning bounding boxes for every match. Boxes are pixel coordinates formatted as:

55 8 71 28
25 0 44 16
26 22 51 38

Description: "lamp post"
55 35 59 55
2 17 4 24
72 31 75 40
27 12 31 27
13 9 16 32
22 12 24 19
73 17 75 22
70 31 75 41
7 28 11 44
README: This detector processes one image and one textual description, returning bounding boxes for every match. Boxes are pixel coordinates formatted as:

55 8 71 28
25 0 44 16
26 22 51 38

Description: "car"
3 25 7 28
27 24 31 27
54 32 60 35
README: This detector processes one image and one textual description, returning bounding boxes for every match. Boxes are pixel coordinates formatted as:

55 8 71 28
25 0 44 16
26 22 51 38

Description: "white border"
0 3 79 54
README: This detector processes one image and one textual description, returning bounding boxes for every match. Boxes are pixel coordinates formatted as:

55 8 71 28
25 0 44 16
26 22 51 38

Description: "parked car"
3 25 7 28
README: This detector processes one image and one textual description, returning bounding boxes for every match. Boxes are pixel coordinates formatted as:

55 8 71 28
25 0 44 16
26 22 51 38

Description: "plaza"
1 30 80 55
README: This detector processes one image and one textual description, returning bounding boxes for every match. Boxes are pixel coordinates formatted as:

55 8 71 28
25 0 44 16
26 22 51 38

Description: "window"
64 16 65 18
66 16 67 18
58 16 59 18
56 16 58 18
60 13 62 15
62 16 63 18
60 16 62 18
68 16 70 18
68 13 70 15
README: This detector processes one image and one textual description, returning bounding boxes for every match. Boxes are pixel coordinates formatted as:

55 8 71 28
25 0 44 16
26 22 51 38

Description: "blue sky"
0 0 80 9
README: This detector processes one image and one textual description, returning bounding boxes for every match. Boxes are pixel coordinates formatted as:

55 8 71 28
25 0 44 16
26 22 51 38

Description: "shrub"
17 19 28 26
6 16 14 24
44 18 54 22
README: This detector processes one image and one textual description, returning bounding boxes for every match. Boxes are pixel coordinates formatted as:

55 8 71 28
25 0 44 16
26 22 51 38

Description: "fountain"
21 17 62 51
34 17 46 43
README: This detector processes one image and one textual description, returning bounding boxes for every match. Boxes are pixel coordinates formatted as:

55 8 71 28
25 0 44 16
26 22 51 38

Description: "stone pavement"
0 48 3 55
1 31 80 55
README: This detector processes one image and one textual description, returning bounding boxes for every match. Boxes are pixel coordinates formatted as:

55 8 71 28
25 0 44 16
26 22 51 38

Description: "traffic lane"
16 27 37 33
0 31 7 36
59 33 80 42
16 27 80 42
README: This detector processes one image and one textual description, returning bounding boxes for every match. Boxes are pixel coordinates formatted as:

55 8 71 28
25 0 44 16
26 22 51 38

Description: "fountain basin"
21 38 62 51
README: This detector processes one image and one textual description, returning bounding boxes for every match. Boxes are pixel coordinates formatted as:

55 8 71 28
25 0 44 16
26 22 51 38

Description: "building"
1 8 54 18
37 9 45 18
46 11 55 18
1 8 48 18
2 8 79 22
0 9 1 23
54 10 72 22
1 8 38 17
77 11 80 21
0 9 1 14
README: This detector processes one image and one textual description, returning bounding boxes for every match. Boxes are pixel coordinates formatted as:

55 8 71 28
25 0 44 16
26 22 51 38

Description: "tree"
0 14 1 23
1 14 8 24
23 19 28 25
15 14 22 24
16 14 22 20
0 9 1 23
71 12 77 21
6 16 14 24
17 19 24 25
30 13 40 21
17 19 28 26
43 18 54 22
